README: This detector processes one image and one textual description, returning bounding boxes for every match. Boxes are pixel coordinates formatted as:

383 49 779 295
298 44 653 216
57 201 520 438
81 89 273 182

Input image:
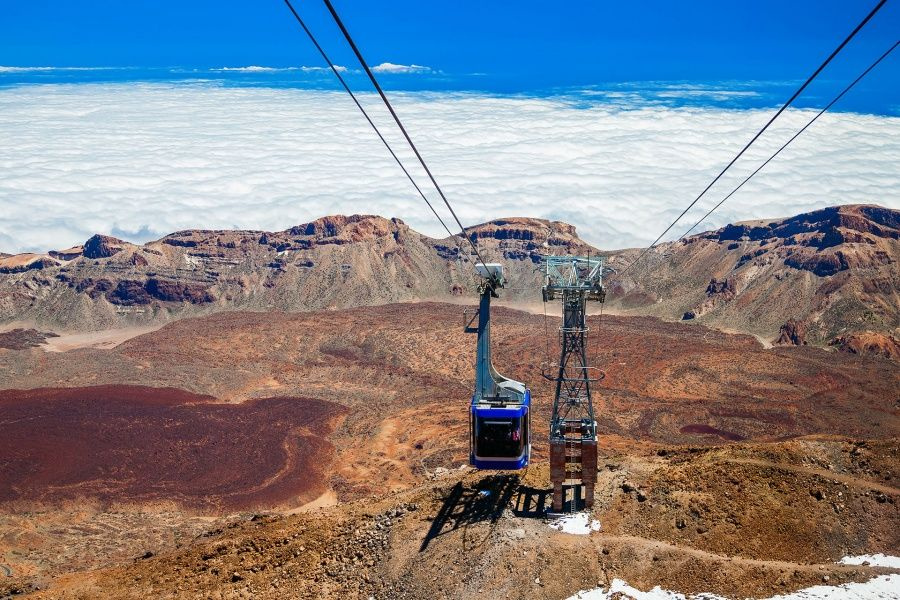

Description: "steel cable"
282 0 464 255
616 0 889 277
320 0 490 270
678 39 899 240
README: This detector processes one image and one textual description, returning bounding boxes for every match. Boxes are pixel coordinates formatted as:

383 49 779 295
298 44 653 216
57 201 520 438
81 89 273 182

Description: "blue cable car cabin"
467 263 531 470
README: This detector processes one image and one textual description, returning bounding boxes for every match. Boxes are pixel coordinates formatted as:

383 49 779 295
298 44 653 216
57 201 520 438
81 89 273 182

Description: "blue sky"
2 0 898 112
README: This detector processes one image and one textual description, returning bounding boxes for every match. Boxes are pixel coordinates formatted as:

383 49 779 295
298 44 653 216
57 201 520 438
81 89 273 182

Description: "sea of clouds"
0 83 897 253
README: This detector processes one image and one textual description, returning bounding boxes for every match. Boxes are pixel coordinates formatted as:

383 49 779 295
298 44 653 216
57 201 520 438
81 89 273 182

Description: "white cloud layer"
0 84 898 253
371 62 432 74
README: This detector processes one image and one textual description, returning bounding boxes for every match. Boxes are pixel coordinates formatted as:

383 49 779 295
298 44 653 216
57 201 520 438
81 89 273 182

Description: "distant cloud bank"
0 83 897 253
371 62 433 74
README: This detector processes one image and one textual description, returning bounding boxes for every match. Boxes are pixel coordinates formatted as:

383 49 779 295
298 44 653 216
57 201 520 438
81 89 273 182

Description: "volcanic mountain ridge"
0 205 896 352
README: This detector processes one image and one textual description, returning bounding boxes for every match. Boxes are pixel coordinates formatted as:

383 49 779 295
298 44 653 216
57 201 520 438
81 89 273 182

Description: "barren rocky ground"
0 204 897 598
0 302 897 599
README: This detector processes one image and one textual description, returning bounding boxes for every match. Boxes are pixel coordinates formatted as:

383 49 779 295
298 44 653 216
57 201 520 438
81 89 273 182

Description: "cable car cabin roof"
472 388 530 416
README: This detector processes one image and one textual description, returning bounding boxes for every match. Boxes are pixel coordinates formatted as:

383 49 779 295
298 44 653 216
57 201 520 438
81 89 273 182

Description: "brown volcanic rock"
2 304 896 455
18 439 900 600
83 234 127 258
49 245 84 261
146 277 215 304
1 305 898 598
106 279 152 305
608 204 900 344
465 217 594 262
0 328 58 350
831 331 900 359
0 206 897 347
0 253 59 274
261 214 401 250
774 318 808 346
287 213 396 242
0 213 567 330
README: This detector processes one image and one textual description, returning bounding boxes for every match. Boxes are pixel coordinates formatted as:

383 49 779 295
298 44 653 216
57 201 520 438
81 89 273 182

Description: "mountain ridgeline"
0 205 897 355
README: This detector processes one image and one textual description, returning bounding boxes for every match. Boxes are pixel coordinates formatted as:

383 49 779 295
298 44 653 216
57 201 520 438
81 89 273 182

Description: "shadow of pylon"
419 474 519 552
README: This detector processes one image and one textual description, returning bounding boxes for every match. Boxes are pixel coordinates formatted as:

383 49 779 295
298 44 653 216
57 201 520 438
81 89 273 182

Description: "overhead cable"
616 0 889 276
281 0 463 251
320 0 490 270
679 40 899 240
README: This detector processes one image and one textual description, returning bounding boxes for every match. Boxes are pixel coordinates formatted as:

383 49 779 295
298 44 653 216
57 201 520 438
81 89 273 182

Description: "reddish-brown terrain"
1 205 896 353
0 385 344 510
606 204 900 346
0 204 897 599
0 301 898 598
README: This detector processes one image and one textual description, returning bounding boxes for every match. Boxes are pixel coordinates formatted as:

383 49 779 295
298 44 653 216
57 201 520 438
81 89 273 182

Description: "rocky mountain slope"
604 204 899 348
0 205 896 351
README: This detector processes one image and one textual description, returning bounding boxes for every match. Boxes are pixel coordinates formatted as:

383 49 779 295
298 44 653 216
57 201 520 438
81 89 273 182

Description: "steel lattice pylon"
541 256 606 512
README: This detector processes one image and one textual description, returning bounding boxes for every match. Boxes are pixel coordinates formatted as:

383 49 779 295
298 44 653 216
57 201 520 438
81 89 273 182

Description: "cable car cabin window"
476 417 525 458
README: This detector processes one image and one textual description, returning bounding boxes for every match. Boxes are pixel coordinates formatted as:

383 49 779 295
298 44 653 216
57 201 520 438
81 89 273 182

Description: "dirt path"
597 533 900 574
41 325 164 352
722 457 900 495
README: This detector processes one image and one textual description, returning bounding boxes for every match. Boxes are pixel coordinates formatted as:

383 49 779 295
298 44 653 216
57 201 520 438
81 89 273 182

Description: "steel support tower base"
550 430 597 511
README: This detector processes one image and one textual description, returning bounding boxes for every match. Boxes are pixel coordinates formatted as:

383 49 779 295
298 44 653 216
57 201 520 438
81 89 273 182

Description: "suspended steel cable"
281 0 463 253
678 40 899 241
320 0 490 270
616 0 888 277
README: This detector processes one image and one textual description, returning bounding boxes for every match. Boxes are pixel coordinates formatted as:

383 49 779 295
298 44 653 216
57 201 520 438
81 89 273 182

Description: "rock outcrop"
0 254 59 274
83 234 127 259
607 204 899 347
830 331 900 360
774 319 808 346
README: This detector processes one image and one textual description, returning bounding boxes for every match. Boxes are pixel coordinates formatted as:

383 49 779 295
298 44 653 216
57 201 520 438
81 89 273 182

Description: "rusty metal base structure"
550 427 597 511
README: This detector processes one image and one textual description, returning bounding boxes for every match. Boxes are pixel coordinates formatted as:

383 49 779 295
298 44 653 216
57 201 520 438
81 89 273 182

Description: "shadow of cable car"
419 474 518 552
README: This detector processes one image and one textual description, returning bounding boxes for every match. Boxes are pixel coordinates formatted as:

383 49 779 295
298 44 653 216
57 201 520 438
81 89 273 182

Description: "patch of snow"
840 554 900 569
547 512 600 535
567 575 900 600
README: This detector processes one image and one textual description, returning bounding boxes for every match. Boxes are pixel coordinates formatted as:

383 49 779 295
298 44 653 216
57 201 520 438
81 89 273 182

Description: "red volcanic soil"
0 385 346 511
